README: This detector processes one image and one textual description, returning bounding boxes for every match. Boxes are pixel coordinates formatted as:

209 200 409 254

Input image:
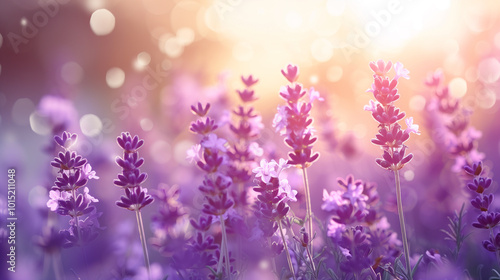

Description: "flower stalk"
394 169 412 279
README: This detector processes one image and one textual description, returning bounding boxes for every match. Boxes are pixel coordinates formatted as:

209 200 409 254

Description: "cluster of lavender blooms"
273 64 322 263
114 132 154 276
463 162 500 256
425 70 484 172
252 158 299 277
227 75 264 210
188 102 236 278
273 64 321 168
322 175 401 277
46 131 101 247
114 132 153 212
364 60 419 171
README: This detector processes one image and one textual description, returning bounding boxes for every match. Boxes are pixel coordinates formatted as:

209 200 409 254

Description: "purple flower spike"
281 64 299 83
191 102 211 117
190 216 213 232
116 186 154 211
241 75 259 87
117 132 144 153
54 131 78 149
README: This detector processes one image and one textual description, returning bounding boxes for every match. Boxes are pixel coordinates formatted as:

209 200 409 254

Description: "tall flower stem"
302 167 314 263
490 228 500 266
394 170 412 280
71 188 80 245
135 209 151 280
268 237 278 275
278 221 297 280
219 215 231 279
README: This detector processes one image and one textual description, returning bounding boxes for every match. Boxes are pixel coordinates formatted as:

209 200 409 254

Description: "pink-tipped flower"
405 117 421 135
369 60 392 77
281 64 299 83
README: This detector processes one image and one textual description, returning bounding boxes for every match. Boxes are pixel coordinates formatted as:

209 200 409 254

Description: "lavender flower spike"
114 132 154 278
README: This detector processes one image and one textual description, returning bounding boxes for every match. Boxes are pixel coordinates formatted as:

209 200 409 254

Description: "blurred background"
1 0 500 279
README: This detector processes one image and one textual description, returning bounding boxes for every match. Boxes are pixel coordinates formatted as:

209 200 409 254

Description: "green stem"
394 170 412 280
278 221 297 280
220 215 231 279
302 167 315 265
135 210 151 280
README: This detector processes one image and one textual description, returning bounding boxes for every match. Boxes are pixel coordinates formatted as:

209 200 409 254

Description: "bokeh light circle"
90 9 116 36
61 62 84 85
106 67 125 88
80 114 103 137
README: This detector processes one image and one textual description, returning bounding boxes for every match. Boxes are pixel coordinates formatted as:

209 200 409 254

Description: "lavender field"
1 1 500 279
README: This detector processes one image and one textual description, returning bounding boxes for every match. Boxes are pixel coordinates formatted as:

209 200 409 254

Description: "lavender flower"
189 102 235 278
273 63 322 262
47 131 101 248
365 60 415 278
114 132 154 277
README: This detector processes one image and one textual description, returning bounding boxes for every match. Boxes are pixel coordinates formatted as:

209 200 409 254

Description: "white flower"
321 189 346 212
309 87 324 103
83 187 99 203
363 99 378 112
394 62 410 80
186 144 201 163
343 182 368 211
327 219 346 242
248 142 263 157
82 163 99 180
201 133 227 152
276 158 290 174
405 117 421 135
252 159 278 183
278 178 297 202
46 189 71 211
272 105 288 135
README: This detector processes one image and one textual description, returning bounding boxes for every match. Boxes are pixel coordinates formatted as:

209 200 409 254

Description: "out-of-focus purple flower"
54 131 78 149
190 215 213 232
241 75 259 88
191 102 211 117
278 178 297 202
281 64 299 83
252 159 278 184
483 233 500 252
190 117 219 135
470 194 493 211
201 133 227 152
472 212 500 229
424 69 443 87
